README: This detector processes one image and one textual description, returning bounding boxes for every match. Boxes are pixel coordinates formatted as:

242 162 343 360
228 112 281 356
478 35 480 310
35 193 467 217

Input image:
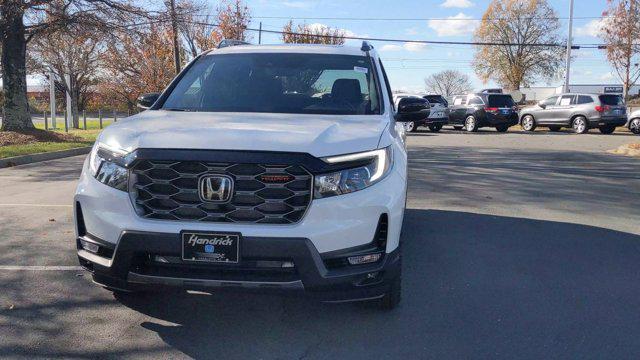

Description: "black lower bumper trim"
80 230 401 302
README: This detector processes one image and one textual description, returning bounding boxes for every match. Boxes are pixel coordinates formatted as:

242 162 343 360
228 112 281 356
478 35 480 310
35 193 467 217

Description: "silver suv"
520 93 627 134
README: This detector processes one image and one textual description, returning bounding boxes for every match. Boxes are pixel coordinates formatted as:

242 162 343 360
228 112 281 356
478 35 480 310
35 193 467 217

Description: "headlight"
314 146 393 199
88 143 130 191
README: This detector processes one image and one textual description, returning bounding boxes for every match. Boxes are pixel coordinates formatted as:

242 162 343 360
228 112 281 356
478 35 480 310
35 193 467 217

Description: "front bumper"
77 231 401 302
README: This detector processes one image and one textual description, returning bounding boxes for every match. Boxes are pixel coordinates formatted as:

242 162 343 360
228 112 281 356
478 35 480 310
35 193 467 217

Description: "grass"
0 141 93 159
0 121 110 159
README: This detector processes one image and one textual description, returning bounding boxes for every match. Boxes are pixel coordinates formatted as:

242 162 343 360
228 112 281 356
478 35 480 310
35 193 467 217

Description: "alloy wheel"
404 121 415 132
573 117 587 134
631 118 640 134
522 116 535 131
465 117 477 132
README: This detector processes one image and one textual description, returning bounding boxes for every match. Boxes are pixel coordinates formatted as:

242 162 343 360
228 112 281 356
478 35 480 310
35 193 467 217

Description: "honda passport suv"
74 42 426 309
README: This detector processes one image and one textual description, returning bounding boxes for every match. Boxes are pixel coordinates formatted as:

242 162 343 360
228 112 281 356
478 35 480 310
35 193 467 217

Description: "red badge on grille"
259 174 294 183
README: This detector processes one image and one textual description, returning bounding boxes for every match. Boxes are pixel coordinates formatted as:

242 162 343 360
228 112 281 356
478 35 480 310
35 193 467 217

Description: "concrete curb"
0 146 92 169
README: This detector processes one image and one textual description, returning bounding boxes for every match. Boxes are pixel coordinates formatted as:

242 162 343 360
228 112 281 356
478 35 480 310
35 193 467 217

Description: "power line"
192 14 608 22
188 20 583 47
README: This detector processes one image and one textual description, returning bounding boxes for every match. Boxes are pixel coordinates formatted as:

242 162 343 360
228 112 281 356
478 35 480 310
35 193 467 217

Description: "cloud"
575 19 604 37
404 42 428 52
440 0 474 8
380 43 428 52
428 13 479 37
281 1 313 9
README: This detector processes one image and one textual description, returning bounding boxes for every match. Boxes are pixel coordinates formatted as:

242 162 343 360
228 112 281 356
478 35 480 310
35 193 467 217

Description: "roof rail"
217 39 251 49
361 41 374 52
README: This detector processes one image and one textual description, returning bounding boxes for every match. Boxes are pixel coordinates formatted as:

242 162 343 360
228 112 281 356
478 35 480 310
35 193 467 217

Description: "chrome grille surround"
129 160 313 224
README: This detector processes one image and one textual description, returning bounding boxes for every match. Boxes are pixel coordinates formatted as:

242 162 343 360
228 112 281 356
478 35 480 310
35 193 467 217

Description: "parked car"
448 93 519 132
393 94 431 132
627 108 640 134
423 94 449 132
74 41 427 310
519 93 627 134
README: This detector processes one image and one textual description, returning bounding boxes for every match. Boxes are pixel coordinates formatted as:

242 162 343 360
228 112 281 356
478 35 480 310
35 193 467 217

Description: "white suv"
74 42 425 309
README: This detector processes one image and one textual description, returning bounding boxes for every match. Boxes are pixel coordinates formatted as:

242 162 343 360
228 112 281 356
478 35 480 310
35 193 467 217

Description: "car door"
547 94 575 124
450 96 467 124
535 95 559 124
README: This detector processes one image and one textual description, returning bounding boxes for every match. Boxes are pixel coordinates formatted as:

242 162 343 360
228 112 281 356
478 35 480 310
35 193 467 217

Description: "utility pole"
563 0 574 93
49 71 56 129
258 22 262 44
169 0 181 75
65 73 72 132
624 0 636 101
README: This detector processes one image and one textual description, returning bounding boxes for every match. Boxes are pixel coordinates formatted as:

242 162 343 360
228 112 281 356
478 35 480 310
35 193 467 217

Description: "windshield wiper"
163 108 191 112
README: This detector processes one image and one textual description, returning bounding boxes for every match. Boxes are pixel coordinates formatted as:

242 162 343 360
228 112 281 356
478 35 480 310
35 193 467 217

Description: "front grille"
130 160 312 224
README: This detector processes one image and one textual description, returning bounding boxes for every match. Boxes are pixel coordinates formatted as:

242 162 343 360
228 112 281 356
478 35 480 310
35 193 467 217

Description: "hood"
97 110 388 158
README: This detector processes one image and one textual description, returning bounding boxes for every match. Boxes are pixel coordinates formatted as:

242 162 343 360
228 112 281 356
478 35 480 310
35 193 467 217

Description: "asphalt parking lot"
1 128 639 359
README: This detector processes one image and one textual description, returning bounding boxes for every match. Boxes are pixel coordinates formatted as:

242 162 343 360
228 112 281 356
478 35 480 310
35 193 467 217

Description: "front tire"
428 124 443 132
599 125 616 134
464 116 478 132
629 118 640 134
572 116 589 134
521 115 536 131
404 121 416 132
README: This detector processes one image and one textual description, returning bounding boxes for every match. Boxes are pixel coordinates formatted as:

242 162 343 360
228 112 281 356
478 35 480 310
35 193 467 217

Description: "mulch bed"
0 129 83 146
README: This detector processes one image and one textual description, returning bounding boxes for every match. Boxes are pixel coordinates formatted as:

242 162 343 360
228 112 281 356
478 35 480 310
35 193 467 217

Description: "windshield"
161 53 381 115
599 95 624 106
488 95 515 107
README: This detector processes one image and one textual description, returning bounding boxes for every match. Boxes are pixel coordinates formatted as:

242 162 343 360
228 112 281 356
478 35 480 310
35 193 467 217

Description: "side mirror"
396 97 430 122
538 101 546 109
137 92 161 110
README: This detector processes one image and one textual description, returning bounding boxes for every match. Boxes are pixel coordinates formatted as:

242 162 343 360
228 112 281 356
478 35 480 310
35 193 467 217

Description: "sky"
22 0 613 93
237 0 613 93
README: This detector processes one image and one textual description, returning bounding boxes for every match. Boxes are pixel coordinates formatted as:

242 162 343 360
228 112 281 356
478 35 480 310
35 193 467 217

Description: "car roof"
206 44 372 57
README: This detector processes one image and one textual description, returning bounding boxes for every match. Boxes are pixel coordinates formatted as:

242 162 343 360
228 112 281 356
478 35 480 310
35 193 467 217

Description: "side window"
468 97 483 105
453 96 466 105
577 95 594 104
378 59 394 112
559 95 575 106
541 96 558 106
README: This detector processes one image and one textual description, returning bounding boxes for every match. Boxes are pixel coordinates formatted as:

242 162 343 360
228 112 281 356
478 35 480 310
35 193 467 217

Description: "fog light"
80 240 99 254
347 253 382 265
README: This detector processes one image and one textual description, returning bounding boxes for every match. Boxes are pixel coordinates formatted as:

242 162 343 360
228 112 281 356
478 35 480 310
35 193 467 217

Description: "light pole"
563 0 574 93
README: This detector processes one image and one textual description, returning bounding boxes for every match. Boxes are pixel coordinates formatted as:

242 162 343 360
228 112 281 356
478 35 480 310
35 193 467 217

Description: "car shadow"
112 209 640 359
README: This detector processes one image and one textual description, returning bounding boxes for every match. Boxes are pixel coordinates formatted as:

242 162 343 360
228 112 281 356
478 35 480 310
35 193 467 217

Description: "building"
521 84 640 102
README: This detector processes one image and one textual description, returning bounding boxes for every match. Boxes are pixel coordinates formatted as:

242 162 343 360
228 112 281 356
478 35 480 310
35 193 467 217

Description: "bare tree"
601 0 640 101
179 2 222 58
0 0 148 131
31 27 104 128
472 0 564 90
281 21 345 45
424 70 473 97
